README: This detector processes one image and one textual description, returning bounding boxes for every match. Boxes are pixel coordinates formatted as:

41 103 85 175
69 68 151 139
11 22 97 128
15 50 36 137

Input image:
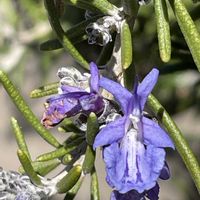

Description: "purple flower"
93 68 174 194
42 62 104 128
110 164 170 200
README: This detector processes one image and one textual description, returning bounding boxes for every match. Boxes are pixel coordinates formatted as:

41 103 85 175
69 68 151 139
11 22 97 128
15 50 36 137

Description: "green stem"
0 70 60 148
148 94 200 193
44 0 89 70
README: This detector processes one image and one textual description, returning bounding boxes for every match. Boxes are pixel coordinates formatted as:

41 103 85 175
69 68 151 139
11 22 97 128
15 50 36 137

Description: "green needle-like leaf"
121 20 132 69
37 136 84 161
154 0 171 62
11 117 31 159
44 0 89 70
30 82 59 98
121 0 139 17
148 94 200 193
56 165 82 193
0 70 60 147
96 39 115 66
90 168 100 200
59 118 84 134
64 0 120 16
36 146 75 161
64 176 84 200
17 149 42 185
169 0 200 72
86 112 99 145
82 145 95 174
19 159 61 176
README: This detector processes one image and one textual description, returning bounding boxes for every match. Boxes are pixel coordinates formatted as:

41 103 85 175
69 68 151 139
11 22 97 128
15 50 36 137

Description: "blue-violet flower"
42 62 104 128
93 68 174 194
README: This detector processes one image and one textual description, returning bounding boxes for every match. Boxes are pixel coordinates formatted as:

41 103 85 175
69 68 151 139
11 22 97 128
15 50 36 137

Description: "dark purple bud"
159 162 170 180
146 183 159 200
111 190 146 200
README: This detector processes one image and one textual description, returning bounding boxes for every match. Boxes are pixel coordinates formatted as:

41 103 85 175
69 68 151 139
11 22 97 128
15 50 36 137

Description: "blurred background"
0 0 200 199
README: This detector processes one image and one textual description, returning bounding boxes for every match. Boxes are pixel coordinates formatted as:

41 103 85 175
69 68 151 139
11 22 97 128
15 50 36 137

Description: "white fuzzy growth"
57 67 90 91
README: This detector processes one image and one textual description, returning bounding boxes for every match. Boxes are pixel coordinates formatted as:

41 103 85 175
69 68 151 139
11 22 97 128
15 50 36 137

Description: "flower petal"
99 77 132 114
79 93 104 114
41 99 80 128
90 62 99 92
103 143 120 188
47 91 89 102
60 85 84 93
137 68 159 109
142 117 175 149
93 116 126 149
134 145 165 193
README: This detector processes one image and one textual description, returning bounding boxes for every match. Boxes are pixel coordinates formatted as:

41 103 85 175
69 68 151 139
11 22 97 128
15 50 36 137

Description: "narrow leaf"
169 0 200 71
37 137 84 161
64 176 84 200
36 146 73 161
121 0 139 17
90 168 100 200
11 117 31 159
65 0 120 16
121 20 132 69
30 82 59 98
82 145 95 174
148 94 200 193
59 118 83 134
154 0 171 62
56 165 82 193
44 0 89 70
86 112 99 145
17 149 41 185
0 70 60 147
96 39 115 66
19 159 61 176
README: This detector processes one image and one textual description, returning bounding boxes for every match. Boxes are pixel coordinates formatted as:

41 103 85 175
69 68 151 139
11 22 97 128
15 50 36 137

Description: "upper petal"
93 116 126 148
142 117 175 149
137 68 159 109
90 62 99 93
47 91 89 102
99 77 132 115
